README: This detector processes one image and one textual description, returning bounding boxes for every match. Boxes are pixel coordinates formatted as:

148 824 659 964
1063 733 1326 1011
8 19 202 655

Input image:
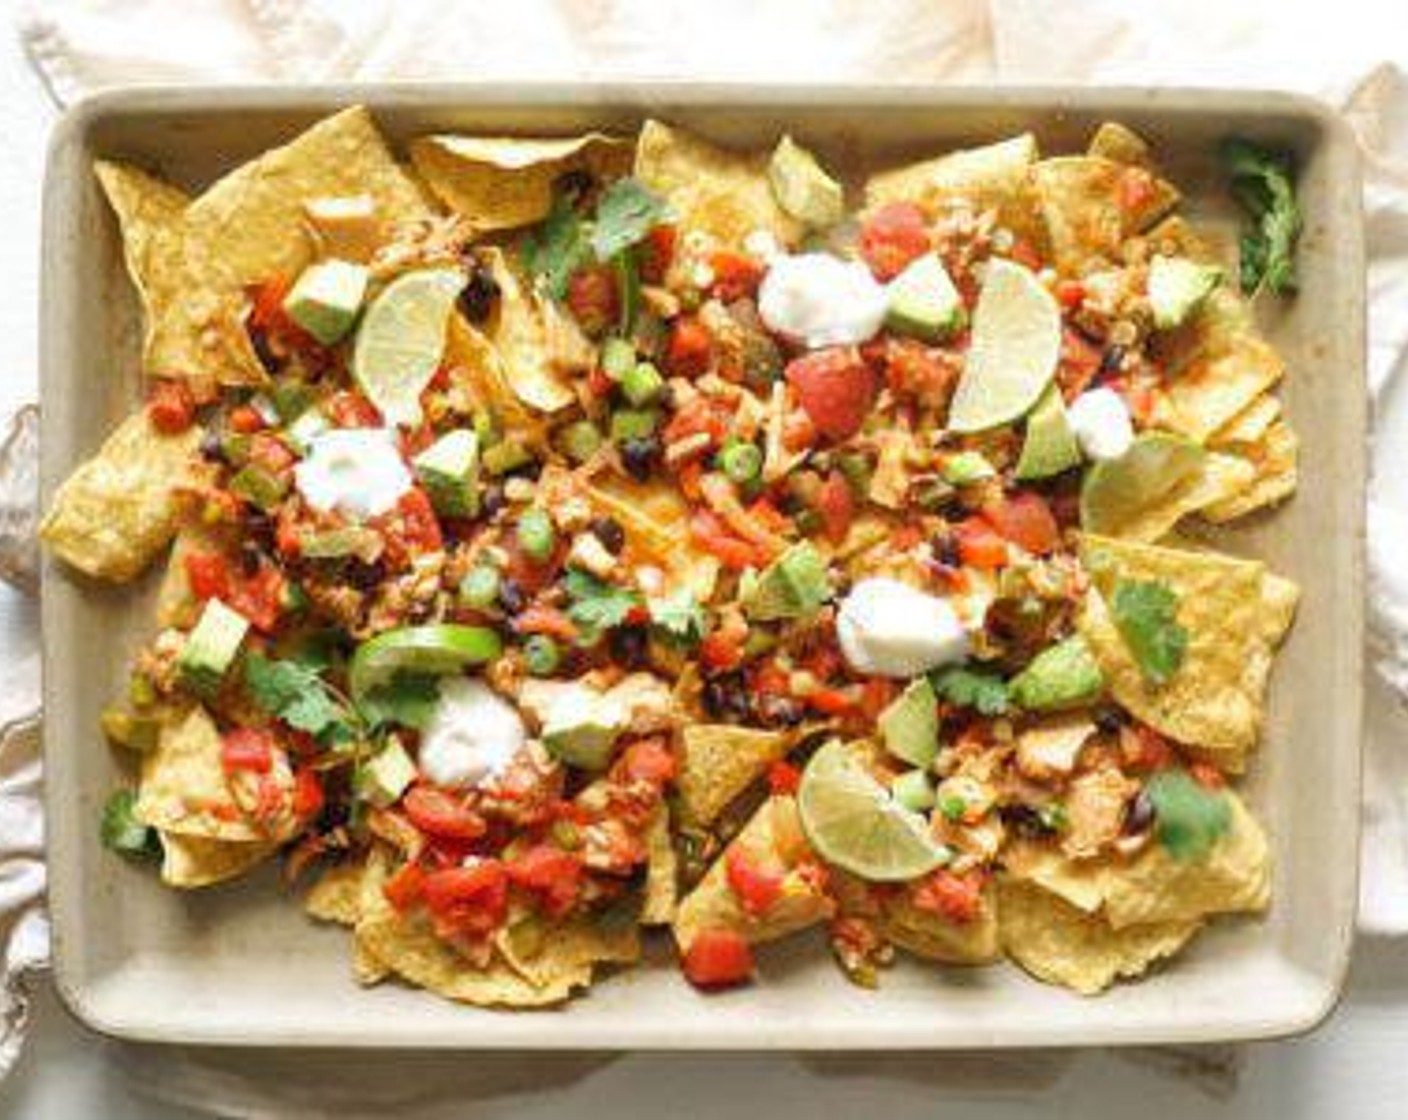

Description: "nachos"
54 107 1301 1005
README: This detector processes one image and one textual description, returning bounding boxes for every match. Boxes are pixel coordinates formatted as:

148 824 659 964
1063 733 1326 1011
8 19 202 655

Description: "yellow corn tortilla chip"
582 475 719 598
441 311 550 448
677 723 793 826
145 106 434 385
879 885 1001 965
159 832 275 888
642 804 679 925
1093 447 1257 544
1032 155 1179 275
410 132 629 232
496 911 641 989
635 120 802 250
998 878 1199 995
41 411 207 583
1002 838 1109 914
1201 420 1299 523
304 858 369 926
1145 214 1224 266
1102 791 1271 929
1211 393 1281 447
864 134 1043 245
155 521 231 628
1077 534 1294 764
1086 122 1153 168
673 795 832 952
479 248 584 414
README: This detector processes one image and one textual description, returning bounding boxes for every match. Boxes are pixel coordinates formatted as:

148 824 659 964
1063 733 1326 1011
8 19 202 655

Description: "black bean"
239 541 263 578
999 804 1046 839
498 577 526 614
480 483 506 518
457 262 501 324
702 671 749 720
554 169 595 207
249 327 284 374
1097 344 1126 381
1093 706 1125 734
589 516 626 555
199 430 225 463
345 558 384 591
930 531 961 568
608 624 648 669
1123 789 1156 835
755 694 804 728
619 436 661 482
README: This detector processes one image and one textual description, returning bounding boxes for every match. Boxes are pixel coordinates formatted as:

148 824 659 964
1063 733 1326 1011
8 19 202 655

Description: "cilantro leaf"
564 569 641 641
244 652 353 738
1145 769 1231 862
648 588 705 646
930 664 1011 716
1110 579 1188 685
1221 138 1300 297
523 195 592 299
358 672 443 731
590 178 667 261
100 789 157 856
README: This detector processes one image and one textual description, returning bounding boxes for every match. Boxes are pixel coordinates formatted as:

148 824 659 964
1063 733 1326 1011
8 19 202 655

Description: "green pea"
621 361 665 407
523 635 561 676
517 508 556 562
459 565 501 609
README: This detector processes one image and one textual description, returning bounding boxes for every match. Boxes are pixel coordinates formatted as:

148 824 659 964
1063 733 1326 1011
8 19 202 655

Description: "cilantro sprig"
648 588 706 646
929 664 1011 716
1221 138 1301 297
1110 579 1188 685
1145 769 1231 862
564 569 641 643
522 196 592 299
244 651 442 740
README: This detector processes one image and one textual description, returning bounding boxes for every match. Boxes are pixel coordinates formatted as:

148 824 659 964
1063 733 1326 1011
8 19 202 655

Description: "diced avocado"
884 255 966 342
891 768 937 813
303 195 381 261
284 408 329 455
177 599 250 697
282 260 369 346
1148 256 1222 331
271 382 317 423
741 542 831 622
541 690 626 771
768 135 845 228
1015 385 1082 481
1010 635 1105 712
609 408 659 443
878 678 939 768
229 464 289 511
557 420 603 464
358 736 417 808
298 525 382 561
942 450 996 486
413 429 480 518
100 707 162 752
482 437 533 476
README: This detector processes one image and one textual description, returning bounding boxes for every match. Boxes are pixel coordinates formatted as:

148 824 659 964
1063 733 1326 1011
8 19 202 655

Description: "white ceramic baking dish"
39 83 1364 1048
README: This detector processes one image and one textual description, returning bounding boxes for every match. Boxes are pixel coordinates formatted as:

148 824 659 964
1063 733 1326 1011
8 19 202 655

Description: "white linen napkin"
7 0 1408 1097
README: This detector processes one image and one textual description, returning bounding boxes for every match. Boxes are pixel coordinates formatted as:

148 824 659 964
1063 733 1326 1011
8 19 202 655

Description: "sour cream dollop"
293 427 413 520
836 577 971 678
1067 388 1134 462
418 678 526 790
758 252 888 348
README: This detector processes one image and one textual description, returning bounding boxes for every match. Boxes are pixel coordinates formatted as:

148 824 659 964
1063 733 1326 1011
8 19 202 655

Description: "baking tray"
40 83 1365 1048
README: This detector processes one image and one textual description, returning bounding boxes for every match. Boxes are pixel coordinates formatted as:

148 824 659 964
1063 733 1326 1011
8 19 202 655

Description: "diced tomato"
1008 238 1043 271
275 505 302 559
752 660 790 697
248 275 294 332
689 509 765 571
954 517 1009 569
420 860 509 931
700 631 745 672
225 564 285 634
815 470 855 545
184 550 231 603
676 459 705 500
911 868 984 924
859 677 900 722
781 410 817 453
148 381 197 434
1117 166 1157 214
682 928 755 989
1122 382 1156 425
1124 724 1174 771
1189 761 1226 790
1055 279 1086 309
746 497 792 535
382 861 426 911
709 251 765 301
325 391 382 428
379 487 443 567
890 523 924 550
618 737 678 786
252 773 286 824
983 491 1060 556
220 728 275 774
858 202 930 281
586 364 615 398
228 404 267 435
725 849 784 916
565 266 619 335
766 760 801 796
666 316 714 377
402 786 488 842
506 845 583 918
881 338 960 406
807 686 856 717
248 433 296 474
638 224 677 285
784 348 877 442
1057 326 1104 398
291 767 325 819
663 397 730 447
514 606 579 643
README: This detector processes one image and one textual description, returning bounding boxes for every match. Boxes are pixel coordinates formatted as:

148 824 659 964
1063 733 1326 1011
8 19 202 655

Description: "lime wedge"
797 739 948 882
948 258 1062 433
349 624 501 704
1015 384 1082 480
1079 432 1207 535
352 268 466 427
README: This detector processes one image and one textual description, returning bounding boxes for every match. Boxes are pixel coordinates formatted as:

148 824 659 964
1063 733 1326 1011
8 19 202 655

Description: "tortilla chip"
1032 155 1179 275
673 795 833 951
41 411 206 583
634 120 801 251
864 134 1043 244
410 132 629 231
159 832 275 888
441 311 550 448
677 723 793 826
998 878 1199 995
146 106 433 385
479 248 584 414
1077 534 1293 764
497 911 640 989
1102 791 1270 928
642 804 679 925
1259 572 1301 645
581 475 719 598
304 858 369 926
1086 122 1153 168
1201 420 1299 523
880 885 1001 965
1145 215 1224 266
1211 393 1281 447
1002 839 1108 913
1088 444 1254 544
